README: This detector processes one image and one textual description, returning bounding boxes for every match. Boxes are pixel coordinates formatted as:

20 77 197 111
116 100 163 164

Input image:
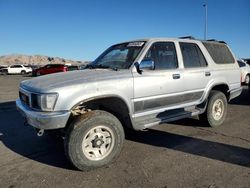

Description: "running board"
133 106 203 130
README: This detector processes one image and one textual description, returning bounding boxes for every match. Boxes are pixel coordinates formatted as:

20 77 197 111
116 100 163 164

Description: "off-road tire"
200 91 227 127
64 110 125 171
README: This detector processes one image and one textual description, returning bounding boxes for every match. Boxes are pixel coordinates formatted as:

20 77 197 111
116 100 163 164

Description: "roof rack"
218 41 226 44
179 36 196 39
206 39 217 41
206 39 227 44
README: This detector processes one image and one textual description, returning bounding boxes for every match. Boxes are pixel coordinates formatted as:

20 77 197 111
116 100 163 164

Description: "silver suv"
16 37 242 171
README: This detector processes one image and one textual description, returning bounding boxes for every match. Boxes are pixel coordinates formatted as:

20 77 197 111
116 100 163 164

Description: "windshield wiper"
86 64 119 71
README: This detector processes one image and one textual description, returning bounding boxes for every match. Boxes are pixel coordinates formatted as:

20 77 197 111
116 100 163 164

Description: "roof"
121 37 227 44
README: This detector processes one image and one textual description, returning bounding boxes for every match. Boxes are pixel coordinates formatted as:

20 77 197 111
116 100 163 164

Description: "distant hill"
0 54 89 66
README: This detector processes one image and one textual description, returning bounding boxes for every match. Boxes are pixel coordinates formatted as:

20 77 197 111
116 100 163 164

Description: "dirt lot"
0 75 249 188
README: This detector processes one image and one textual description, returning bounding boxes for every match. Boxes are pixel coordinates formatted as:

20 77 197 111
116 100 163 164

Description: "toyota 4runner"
16 37 242 171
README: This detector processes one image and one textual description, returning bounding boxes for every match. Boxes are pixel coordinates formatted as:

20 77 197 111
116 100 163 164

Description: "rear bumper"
16 99 70 130
229 87 242 101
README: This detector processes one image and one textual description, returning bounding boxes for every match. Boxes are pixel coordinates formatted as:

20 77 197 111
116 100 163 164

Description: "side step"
133 106 203 130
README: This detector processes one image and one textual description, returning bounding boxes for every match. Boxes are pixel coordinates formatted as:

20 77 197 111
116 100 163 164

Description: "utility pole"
203 3 208 40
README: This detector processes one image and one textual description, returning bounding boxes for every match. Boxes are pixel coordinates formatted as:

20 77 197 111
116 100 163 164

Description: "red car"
33 64 68 76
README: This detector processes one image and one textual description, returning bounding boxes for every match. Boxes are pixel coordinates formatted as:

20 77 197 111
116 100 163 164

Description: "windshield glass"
89 41 145 70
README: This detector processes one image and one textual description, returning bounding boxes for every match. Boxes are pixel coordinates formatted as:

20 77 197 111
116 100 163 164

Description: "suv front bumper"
16 99 71 130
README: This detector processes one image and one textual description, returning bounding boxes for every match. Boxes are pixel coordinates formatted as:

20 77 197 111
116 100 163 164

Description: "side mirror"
135 59 154 74
139 59 155 71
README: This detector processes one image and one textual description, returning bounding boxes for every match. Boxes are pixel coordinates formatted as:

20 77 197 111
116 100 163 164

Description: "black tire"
200 91 227 127
21 70 26 75
64 110 125 171
2 70 8 75
248 82 250 94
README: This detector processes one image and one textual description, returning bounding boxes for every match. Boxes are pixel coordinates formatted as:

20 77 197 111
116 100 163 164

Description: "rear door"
40 65 49 74
133 41 184 114
9 65 22 73
51 65 61 73
179 42 211 103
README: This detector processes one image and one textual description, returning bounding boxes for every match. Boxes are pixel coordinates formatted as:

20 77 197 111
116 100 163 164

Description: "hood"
21 69 132 93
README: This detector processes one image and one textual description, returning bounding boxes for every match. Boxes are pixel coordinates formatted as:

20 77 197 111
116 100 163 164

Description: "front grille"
19 91 30 106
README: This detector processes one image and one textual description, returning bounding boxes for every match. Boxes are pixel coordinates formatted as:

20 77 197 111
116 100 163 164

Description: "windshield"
88 41 145 70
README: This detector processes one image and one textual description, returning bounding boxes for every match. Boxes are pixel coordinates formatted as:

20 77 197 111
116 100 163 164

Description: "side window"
180 43 207 68
11 65 22 68
202 42 234 64
237 61 245 67
144 42 178 70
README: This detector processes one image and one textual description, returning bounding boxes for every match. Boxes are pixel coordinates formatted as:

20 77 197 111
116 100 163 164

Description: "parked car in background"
67 65 80 71
79 64 88 70
33 64 68 76
238 60 250 84
243 58 250 66
0 65 7 70
0 64 32 75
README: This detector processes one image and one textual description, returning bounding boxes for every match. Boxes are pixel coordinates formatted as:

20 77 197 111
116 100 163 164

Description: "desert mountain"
0 54 88 66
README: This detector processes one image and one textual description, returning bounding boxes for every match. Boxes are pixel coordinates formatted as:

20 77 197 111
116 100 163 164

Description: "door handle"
173 74 180 79
205 72 211 76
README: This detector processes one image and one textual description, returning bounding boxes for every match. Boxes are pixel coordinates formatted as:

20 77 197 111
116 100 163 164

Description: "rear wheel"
200 91 227 127
2 70 8 75
64 110 125 171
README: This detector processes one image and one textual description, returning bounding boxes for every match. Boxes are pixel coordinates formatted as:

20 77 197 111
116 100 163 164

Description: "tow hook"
37 129 44 137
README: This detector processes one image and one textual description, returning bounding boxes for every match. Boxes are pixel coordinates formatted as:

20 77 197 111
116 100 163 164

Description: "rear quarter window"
202 42 235 64
237 61 246 67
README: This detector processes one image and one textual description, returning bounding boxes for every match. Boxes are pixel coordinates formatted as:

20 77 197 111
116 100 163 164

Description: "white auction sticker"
127 42 145 47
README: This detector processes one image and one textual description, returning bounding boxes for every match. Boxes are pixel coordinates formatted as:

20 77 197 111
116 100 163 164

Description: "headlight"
32 93 58 111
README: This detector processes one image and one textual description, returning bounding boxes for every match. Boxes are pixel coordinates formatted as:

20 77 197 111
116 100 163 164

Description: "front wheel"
36 71 41 76
200 91 227 127
64 110 125 171
21 70 26 75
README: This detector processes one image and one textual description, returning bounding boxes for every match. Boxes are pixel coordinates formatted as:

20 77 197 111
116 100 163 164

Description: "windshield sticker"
127 42 145 47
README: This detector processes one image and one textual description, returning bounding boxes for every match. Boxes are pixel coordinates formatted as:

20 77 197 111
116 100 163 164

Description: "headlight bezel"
31 93 58 111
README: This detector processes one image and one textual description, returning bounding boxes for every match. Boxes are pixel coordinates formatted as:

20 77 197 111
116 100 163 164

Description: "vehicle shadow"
168 117 205 127
0 101 74 170
22 74 34 77
125 128 250 168
1 101 249 170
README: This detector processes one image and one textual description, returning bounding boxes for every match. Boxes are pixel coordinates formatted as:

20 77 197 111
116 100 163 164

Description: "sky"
0 0 249 61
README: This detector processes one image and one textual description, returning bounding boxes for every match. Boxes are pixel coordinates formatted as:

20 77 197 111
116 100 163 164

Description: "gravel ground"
0 75 249 188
